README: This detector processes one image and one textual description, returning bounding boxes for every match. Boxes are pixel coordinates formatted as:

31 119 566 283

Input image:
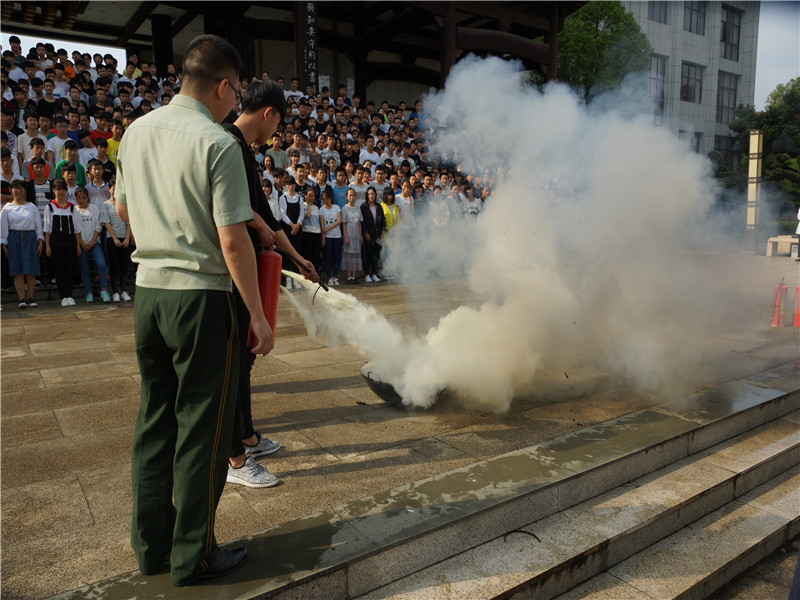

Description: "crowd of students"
1 35 498 307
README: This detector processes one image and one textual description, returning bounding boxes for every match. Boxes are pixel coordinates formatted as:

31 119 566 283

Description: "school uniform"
43 200 78 298
1 202 43 276
279 191 306 274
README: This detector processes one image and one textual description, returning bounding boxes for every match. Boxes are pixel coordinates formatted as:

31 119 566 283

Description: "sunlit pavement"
1 250 798 599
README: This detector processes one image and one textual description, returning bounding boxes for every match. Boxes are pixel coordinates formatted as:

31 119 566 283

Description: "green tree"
727 78 800 233
555 1 652 102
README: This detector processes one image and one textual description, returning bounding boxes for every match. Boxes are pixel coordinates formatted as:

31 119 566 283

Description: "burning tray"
360 365 406 408
360 365 446 409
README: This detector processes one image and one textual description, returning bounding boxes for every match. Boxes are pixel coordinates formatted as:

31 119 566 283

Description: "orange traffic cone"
771 278 788 327
793 286 800 328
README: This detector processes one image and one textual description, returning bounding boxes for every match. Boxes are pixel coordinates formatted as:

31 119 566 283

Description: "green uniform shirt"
115 94 252 291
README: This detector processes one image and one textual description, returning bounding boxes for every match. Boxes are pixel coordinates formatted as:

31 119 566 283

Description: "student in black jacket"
360 185 386 282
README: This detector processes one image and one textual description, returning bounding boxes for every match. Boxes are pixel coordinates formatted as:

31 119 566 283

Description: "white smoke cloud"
287 55 723 413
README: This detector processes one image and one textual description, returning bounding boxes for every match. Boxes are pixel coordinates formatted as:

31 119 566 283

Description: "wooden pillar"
203 12 225 37
150 14 173 76
203 6 250 76
441 0 456 87
546 1 558 81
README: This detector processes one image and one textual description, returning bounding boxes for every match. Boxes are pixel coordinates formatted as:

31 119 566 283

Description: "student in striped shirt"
100 182 131 302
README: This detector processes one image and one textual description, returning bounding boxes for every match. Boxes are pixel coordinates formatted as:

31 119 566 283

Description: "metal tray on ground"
360 365 406 408
360 365 446 409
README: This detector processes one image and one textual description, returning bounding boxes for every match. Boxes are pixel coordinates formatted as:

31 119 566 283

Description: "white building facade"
622 1 760 170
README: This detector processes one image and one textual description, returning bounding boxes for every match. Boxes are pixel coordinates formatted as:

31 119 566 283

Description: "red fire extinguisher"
771 277 788 328
247 250 282 347
793 286 800 328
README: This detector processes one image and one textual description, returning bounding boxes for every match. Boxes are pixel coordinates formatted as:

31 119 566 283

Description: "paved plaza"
1 250 799 599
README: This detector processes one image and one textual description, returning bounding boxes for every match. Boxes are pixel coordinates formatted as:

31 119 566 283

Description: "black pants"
363 238 381 276
1 250 9 288
50 234 76 298
302 231 321 269
281 223 303 275
106 238 131 293
230 286 257 458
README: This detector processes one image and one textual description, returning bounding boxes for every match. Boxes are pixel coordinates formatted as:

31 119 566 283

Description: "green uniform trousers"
130 285 239 585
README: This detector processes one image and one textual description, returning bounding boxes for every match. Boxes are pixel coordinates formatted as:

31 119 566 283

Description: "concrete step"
559 466 800 600
47 363 800 600
354 413 800 600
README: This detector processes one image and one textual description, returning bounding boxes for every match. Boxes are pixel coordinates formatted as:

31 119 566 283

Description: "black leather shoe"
173 547 248 586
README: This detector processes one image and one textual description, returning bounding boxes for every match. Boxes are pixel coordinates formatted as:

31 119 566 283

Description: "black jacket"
360 202 386 240
223 123 281 250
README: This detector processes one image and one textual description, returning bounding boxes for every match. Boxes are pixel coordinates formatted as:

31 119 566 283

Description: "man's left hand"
258 226 276 248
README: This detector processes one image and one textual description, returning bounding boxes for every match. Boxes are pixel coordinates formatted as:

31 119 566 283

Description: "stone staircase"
50 361 799 600
356 411 800 600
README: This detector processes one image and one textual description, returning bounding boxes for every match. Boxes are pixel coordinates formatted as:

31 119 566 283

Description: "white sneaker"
372 275 381 282
120 291 131 302
112 293 120 302
243 432 281 458
226 456 280 488
61 298 70 307
67 297 76 306
365 275 373 283
328 278 336 286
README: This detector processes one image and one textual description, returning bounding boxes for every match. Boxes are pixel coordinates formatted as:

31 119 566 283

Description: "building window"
681 62 704 103
693 132 703 153
684 1 706 35
716 71 739 124
678 131 703 152
720 6 741 61
649 54 667 123
648 1 668 24
714 135 737 171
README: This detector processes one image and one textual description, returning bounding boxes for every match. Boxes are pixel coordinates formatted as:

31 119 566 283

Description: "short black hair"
181 34 243 92
61 162 77 173
30 157 45 166
64 140 79 151
240 80 287 122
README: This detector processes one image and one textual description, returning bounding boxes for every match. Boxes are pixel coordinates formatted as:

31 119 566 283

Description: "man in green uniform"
115 35 271 586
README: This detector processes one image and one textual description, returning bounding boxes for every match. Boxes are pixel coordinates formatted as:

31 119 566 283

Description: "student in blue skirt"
1 180 43 308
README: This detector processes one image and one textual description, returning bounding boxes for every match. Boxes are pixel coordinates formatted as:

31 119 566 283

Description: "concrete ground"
1 250 799 600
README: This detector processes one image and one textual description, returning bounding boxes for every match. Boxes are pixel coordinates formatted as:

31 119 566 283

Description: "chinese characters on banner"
302 2 318 91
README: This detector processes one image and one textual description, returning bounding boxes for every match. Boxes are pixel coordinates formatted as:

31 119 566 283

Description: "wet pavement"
1 250 798 599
